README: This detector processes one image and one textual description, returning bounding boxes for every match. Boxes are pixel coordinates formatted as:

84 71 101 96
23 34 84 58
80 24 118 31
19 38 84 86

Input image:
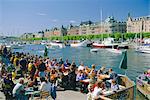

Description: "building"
21 33 35 39
67 24 79 35
44 26 67 37
103 16 126 33
77 17 126 35
127 14 150 33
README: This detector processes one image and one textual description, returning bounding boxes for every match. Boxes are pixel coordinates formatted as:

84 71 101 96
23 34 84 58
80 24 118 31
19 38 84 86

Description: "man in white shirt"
39 77 51 94
13 78 28 100
78 63 85 71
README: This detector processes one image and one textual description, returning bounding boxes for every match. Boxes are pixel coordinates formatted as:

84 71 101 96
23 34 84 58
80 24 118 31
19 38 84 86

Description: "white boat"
118 42 129 49
49 41 65 48
70 40 89 47
6 44 24 49
136 44 150 54
107 48 123 54
90 48 100 52
92 38 118 48
45 45 55 50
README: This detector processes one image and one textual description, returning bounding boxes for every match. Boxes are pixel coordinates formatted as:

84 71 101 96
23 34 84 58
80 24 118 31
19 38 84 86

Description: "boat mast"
100 9 103 42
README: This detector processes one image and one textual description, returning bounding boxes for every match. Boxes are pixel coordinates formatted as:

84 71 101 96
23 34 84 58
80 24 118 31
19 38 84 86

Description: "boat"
136 73 150 99
45 45 55 50
49 41 65 48
92 38 118 48
90 48 100 52
103 74 135 100
6 44 24 49
118 42 129 49
136 44 150 54
70 40 89 47
107 48 123 54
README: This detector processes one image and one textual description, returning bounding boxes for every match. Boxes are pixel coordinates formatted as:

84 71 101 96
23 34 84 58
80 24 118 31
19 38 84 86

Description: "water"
13 44 150 99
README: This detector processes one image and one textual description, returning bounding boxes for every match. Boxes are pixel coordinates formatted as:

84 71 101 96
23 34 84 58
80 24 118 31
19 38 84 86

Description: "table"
25 87 40 100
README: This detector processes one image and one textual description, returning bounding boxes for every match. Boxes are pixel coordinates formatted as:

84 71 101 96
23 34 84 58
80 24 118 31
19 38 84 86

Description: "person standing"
38 59 46 78
13 78 28 100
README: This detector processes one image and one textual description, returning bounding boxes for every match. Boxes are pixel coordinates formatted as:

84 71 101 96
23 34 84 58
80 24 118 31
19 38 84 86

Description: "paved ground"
0 90 87 100
0 91 5 100
57 90 87 100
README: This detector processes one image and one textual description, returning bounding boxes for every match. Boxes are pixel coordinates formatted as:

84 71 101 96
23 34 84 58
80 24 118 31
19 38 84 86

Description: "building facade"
44 26 67 37
127 15 150 33
77 17 126 35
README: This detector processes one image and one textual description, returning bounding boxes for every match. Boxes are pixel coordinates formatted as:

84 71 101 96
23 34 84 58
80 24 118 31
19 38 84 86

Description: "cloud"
69 20 76 23
37 13 47 16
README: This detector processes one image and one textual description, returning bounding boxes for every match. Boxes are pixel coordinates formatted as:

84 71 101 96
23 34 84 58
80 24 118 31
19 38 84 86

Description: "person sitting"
97 66 105 76
38 59 46 78
87 84 94 100
76 70 87 92
39 77 53 99
3 73 14 99
39 77 49 92
12 78 28 100
76 70 86 82
92 81 103 100
111 79 119 92
108 68 118 82
89 64 97 77
68 66 76 90
78 62 85 71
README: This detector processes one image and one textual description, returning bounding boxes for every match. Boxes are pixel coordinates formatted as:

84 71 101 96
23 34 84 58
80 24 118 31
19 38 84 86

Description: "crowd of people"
0 45 121 100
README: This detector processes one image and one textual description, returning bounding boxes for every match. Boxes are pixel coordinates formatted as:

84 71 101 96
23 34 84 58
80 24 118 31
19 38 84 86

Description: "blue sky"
0 0 149 36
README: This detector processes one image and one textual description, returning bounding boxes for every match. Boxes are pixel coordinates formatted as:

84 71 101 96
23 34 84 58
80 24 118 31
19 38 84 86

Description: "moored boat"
90 48 100 52
70 40 90 47
136 44 150 54
106 48 123 54
92 38 118 48
49 41 65 48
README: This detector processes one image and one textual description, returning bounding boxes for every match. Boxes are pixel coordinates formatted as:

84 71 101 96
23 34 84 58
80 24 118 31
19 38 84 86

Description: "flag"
44 46 48 57
119 50 127 69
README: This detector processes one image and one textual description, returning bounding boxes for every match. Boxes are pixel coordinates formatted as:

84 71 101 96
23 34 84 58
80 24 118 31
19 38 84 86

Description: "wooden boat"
100 74 135 100
136 74 150 99
86 74 135 100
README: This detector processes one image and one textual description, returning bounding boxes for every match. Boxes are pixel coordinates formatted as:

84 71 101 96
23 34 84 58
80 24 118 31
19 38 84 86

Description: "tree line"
22 32 150 41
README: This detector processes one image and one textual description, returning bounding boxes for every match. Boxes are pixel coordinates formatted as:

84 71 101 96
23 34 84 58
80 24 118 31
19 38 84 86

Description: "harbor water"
13 44 150 99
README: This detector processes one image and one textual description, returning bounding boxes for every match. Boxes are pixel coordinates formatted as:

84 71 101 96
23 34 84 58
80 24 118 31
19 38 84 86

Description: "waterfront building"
67 24 79 35
77 17 126 35
44 26 67 37
103 16 126 33
127 14 150 33
21 33 35 39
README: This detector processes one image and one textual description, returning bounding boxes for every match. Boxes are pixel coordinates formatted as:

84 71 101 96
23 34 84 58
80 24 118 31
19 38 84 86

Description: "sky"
0 0 149 36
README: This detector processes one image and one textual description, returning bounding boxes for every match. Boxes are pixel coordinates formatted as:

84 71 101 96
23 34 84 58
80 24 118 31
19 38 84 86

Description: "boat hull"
92 43 118 49
105 75 135 100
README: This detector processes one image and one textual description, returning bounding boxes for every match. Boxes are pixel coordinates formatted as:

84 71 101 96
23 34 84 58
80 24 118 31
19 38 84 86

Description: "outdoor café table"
25 87 40 100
